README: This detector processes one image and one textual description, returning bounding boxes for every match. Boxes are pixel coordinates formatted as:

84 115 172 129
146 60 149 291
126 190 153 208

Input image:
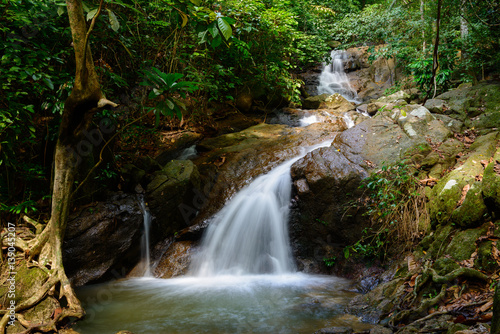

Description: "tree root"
391 283 448 324
426 267 489 284
390 265 489 326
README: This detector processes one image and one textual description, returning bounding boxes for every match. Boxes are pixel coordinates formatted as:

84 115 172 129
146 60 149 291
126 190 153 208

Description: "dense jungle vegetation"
1 0 499 216
0 0 499 330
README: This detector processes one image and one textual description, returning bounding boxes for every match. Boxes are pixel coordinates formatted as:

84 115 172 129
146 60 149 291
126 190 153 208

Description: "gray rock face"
63 193 143 286
146 160 202 236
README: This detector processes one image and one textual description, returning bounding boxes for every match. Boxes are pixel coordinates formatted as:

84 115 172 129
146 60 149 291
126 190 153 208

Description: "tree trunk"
19 0 116 326
421 0 426 53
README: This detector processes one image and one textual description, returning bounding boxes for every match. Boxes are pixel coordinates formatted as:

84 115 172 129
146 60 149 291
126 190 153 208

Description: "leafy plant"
140 67 198 124
344 162 429 260
323 256 336 267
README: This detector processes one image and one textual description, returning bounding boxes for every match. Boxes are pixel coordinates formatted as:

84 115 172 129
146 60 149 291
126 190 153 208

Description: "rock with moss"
482 147 500 211
376 90 411 104
428 132 498 227
303 94 330 109
397 106 452 144
146 160 201 234
320 93 356 113
445 224 489 262
434 83 500 129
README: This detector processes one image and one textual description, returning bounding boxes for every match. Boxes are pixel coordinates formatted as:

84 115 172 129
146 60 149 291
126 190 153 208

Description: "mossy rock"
445 225 489 262
474 241 499 272
22 296 60 323
432 257 460 276
446 323 468 334
424 225 454 258
450 181 488 228
483 154 500 211
0 262 49 306
428 132 498 226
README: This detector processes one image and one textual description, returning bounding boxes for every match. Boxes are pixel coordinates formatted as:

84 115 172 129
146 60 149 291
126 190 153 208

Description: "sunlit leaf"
107 9 120 32
217 17 232 40
87 8 98 21
57 5 65 16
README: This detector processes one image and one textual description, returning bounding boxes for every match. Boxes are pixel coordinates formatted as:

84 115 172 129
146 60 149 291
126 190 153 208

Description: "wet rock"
155 241 194 278
333 114 420 168
321 93 356 113
289 147 369 263
314 327 353 334
146 160 201 238
155 131 203 166
120 163 146 191
63 193 143 286
303 94 330 109
376 90 411 104
192 122 340 223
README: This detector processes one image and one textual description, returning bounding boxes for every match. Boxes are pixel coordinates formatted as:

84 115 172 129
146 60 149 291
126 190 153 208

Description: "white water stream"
138 197 152 277
74 134 372 333
190 140 333 277
317 50 360 103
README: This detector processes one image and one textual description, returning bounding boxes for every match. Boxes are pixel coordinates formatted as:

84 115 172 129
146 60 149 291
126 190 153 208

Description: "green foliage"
140 67 198 124
344 162 429 260
323 256 336 267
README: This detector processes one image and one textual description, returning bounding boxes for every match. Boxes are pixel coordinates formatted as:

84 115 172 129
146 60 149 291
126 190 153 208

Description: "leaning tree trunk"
8 0 117 328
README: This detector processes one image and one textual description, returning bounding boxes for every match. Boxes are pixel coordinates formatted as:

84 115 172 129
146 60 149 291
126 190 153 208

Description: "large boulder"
289 147 369 268
432 82 500 131
289 103 459 270
146 160 202 236
63 193 143 286
428 132 499 227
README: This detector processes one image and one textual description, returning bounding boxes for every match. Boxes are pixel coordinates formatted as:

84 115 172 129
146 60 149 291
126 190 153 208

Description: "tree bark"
24 0 116 325
421 0 425 53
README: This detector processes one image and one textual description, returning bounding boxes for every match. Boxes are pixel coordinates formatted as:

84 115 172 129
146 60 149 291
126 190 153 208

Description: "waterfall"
138 197 152 277
190 140 333 277
317 50 359 102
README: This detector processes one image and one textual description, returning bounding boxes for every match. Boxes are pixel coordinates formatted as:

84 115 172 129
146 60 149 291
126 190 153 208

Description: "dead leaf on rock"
475 174 483 181
420 177 439 187
456 184 471 207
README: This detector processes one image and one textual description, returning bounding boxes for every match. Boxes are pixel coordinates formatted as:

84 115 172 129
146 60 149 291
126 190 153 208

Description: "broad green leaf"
221 17 236 25
107 9 120 32
165 99 175 110
190 0 201 5
207 22 218 38
57 5 65 16
211 34 222 48
198 30 208 44
43 78 54 90
217 17 232 40
87 8 98 21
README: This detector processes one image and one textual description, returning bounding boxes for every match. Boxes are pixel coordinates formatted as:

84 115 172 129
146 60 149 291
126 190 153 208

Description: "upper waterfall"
317 50 359 103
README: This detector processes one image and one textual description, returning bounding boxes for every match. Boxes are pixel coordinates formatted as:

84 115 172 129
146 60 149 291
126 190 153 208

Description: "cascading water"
190 140 333 277
138 197 152 277
74 139 373 334
317 50 359 103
